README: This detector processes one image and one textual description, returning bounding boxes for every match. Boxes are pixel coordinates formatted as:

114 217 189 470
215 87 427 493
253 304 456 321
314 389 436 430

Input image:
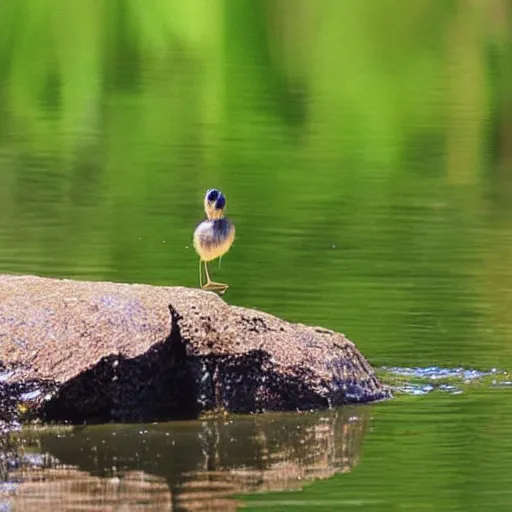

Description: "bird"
193 188 235 294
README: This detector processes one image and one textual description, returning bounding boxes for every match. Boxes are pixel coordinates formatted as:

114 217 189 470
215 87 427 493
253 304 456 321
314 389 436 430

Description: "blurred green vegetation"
0 0 511 165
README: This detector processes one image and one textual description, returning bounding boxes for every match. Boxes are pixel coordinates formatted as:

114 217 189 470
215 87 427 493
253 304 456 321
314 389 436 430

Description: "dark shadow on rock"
40 319 199 423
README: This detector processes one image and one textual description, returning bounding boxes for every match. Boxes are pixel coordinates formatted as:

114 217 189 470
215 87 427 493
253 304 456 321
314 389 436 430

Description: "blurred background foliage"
0 0 511 368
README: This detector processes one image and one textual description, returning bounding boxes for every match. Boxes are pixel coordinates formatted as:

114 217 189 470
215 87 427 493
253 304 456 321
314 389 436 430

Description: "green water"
2 1 512 510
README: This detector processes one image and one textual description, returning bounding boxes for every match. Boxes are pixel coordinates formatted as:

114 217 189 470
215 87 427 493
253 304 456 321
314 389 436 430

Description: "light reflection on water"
2 407 368 511
2 366 512 511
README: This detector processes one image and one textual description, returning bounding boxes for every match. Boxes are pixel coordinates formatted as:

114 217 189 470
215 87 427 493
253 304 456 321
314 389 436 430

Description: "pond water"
2 377 512 511
2 1 512 510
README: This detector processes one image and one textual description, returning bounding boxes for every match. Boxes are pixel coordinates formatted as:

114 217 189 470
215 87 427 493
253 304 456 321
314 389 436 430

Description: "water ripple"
382 366 511 396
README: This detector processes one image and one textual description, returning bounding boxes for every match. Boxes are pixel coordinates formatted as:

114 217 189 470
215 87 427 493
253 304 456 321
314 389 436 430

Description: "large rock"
0 274 391 423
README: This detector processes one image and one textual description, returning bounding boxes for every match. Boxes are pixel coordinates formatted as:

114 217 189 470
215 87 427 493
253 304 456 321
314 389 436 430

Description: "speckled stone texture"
0 274 391 423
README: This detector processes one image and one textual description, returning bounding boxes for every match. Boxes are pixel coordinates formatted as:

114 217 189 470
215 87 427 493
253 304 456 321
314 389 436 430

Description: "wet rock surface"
0 274 391 423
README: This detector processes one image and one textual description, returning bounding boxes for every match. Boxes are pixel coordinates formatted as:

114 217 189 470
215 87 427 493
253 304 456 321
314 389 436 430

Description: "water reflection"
3 467 171 512
2 407 369 511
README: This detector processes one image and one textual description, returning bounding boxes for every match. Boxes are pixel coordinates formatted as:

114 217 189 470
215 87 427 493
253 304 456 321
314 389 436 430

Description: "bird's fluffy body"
193 217 235 262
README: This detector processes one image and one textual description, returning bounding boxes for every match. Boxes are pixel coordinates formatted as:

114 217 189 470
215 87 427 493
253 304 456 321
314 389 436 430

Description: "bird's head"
204 188 226 219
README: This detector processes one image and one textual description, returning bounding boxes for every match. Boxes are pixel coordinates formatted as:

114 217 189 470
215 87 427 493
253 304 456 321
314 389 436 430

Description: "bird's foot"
202 281 229 295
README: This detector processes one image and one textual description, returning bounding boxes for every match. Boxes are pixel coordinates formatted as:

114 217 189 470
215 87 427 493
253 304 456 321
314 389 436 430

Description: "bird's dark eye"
215 193 226 210
206 189 220 202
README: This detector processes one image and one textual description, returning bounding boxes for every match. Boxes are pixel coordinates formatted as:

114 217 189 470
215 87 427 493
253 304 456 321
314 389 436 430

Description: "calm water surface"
2 2 512 510
2 163 512 511
3 387 512 511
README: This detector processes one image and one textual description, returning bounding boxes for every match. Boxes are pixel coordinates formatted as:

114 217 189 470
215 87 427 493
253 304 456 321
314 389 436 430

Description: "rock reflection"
3 467 171 511
2 407 371 511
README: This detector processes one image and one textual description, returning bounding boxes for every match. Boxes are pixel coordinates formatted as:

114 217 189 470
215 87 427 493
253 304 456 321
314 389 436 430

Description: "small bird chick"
193 189 235 293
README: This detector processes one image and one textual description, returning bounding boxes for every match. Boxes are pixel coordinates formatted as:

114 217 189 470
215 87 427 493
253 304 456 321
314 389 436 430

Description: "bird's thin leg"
199 259 204 288
202 260 229 294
